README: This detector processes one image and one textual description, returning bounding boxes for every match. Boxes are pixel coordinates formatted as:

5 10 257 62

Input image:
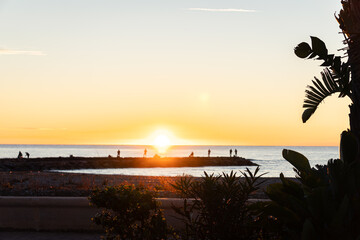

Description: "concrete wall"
0 197 186 231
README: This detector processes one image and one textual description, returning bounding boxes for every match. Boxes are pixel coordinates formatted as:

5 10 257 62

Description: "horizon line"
188 8 257 13
0 143 339 147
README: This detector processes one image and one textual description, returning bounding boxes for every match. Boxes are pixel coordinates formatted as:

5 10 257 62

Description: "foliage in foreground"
89 184 172 240
171 167 272 240
294 36 351 123
263 131 360 240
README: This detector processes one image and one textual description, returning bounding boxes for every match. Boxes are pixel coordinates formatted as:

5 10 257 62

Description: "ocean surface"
0 145 339 178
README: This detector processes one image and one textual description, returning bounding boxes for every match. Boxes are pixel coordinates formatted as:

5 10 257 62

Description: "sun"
154 135 170 148
151 130 172 154
153 134 171 154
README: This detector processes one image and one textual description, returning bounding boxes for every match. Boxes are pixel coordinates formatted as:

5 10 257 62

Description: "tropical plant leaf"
294 42 312 58
320 54 334 66
301 218 318 240
333 56 341 73
282 149 311 174
310 36 328 59
294 36 352 123
331 195 350 227
340 130 358 164
279 173 304 199
294 37 328 61
302 68 342 123
302 109 316 123
312 77 330 96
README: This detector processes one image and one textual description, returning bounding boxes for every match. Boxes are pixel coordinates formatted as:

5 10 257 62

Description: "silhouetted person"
189 152 194 157
230 149 232 157
25 152 30 159
234 149 238 157
117 149 120 158
143 148 147 158
208 149 211 157
17 151 23 159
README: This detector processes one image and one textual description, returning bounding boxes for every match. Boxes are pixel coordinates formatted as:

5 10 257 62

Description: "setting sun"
150 130 173 154
154 135 170 148
153 135 171 154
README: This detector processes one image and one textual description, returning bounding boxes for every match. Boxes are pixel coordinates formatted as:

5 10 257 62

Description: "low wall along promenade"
0 196 186 231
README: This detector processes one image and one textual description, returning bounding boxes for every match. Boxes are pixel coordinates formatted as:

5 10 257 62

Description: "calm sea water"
0 145 339 178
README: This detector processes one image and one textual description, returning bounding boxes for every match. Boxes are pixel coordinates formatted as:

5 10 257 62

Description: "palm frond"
302 68 342 123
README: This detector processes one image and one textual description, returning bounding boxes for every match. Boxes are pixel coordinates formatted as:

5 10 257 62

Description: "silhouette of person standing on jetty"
208 149 211 157
117 149 120 158
234 149 238 157
17 151 23 159
143 148 147 158
25 152 30 159
230 149 232 157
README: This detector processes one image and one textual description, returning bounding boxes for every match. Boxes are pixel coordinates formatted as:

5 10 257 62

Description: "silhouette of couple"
17 151 30 159
229 149 238 157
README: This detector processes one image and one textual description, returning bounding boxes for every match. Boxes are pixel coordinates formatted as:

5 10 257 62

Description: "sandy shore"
0 171 288 199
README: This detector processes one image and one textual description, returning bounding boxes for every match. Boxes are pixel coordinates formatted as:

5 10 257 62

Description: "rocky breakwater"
0 156 258 172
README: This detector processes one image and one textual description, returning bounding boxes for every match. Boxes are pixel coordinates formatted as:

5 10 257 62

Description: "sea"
0 145 339 178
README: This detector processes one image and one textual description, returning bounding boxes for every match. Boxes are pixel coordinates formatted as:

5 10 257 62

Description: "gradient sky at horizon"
0 0 351 146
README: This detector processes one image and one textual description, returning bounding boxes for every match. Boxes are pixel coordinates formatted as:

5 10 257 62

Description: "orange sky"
0 0 348 146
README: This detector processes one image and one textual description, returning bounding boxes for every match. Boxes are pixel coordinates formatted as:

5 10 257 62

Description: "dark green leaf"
305 90 323 102
331 195 349 227
310 36 328 59
332 56 341 73
340 130 358 164
301 219 318 240
305 91 323 102
302 108 316 123
302 69 343 123
303 99 318 105
308 52 317 59
308 86 326 99
320 54 334 66
282 149 311 173
294 42 312 58
303 103 316 108
321 71 335 92
313 77 330 95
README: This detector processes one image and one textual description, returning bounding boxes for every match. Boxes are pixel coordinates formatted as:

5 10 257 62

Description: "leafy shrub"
171 167 266 240
263 130 360 240
89 184 171 240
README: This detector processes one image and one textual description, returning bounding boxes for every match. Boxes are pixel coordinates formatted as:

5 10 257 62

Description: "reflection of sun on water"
153 134 171 154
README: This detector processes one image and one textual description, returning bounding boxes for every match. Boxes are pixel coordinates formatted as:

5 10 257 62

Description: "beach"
0 171 286 199
0 156 272 198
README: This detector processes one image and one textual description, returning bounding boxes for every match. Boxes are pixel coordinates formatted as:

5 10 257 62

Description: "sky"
0 0 351 146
